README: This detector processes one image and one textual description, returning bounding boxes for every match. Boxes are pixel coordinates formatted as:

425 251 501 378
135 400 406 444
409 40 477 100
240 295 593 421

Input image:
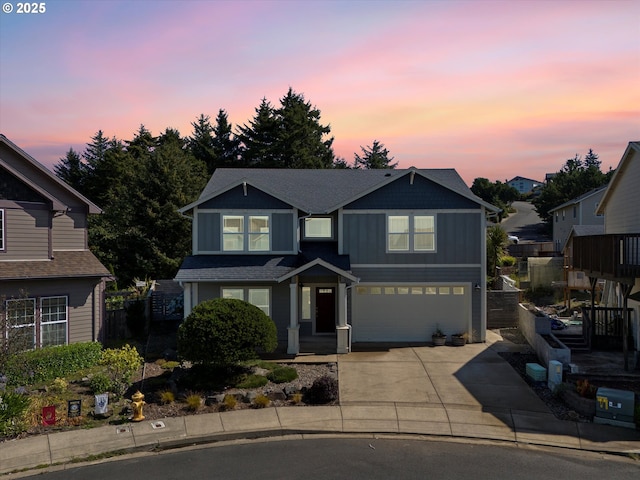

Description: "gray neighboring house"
549 186 606 254
573 141 640 365
0 134 112 348
507 176 542 195
175 168 499 354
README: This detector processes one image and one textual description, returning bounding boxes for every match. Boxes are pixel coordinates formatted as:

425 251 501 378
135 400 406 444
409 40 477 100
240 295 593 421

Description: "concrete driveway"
338 331 549 413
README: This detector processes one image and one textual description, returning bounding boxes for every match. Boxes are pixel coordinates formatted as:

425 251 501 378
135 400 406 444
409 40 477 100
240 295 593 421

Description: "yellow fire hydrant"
131 391 146 422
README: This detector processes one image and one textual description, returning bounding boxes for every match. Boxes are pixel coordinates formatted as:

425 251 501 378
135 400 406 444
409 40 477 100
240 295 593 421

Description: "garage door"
351 284 470 342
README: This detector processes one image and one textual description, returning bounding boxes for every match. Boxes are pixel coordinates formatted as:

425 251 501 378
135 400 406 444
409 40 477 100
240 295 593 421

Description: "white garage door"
351 284 470 342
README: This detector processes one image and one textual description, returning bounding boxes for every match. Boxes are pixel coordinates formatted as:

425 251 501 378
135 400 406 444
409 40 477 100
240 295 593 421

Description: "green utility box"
594 387 636 429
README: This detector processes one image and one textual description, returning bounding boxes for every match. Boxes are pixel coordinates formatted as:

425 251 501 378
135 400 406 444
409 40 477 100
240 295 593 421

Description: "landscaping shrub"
159 390 175 405
98 344 143 396
89 373 113 395
306 375 338 404
177 298 277 367
253 394 270 408
267 366 298 384
499 255 516 267
2 342 102 386
237 374 269 389
185 392 203 411
0 391 30 437
222 394 237 411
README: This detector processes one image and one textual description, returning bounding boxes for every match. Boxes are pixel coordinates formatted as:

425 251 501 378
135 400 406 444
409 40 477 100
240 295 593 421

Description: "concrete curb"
2 404 639 476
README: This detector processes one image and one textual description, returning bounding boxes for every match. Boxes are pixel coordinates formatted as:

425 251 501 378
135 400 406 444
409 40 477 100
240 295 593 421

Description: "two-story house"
573 141 640 370
0 135 111 349
549 186 606 254
175 168 499 354
507 176 542 195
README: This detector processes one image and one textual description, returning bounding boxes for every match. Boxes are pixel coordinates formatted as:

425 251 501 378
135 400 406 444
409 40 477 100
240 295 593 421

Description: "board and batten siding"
197 212 220 252
342 212 482 264
2 207 49 260
52 211 87 250
604 148 640 234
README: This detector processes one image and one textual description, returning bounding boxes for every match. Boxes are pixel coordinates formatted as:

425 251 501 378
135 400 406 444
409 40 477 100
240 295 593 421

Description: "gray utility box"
594 387 636 429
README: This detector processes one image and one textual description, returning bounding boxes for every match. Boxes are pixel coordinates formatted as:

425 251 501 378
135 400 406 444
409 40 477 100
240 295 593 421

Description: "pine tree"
212 109 241 169
354 140 397 169
276 88 335 168
189 114 216 174
54 147 87 192
236 98 280 167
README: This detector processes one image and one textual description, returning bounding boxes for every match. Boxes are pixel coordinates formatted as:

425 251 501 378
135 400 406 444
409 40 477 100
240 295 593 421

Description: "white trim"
277 258 358 283
341 208 483 215
352 263 482 268
220 286 272 316
338 208 344 254
386 213 436 253
40 295 69 347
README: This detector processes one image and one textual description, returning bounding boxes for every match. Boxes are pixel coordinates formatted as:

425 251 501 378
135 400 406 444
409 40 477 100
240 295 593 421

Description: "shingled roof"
181 168 498 215
0 251 112 281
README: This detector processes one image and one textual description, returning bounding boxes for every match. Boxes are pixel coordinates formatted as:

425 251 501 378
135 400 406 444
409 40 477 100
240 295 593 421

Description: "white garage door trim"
351 282 471 342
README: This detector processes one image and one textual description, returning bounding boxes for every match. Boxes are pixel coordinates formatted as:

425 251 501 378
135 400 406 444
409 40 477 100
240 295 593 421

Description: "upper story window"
222 214 270 251
304 217 332 239
0 209 4 251
388 214 435 252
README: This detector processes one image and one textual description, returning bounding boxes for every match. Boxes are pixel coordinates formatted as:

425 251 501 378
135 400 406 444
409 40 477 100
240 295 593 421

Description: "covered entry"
351 284 471 342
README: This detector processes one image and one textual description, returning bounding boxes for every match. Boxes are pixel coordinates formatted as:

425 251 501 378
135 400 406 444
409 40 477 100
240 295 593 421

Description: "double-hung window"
388 214 435 252
4 296 68 350
6 298 36 350
221 287 270 316
41 296 68 347
222 214 270 252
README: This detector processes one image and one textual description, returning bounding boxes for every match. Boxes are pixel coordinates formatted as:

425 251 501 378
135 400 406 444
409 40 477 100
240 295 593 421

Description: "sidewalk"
1 332 639 475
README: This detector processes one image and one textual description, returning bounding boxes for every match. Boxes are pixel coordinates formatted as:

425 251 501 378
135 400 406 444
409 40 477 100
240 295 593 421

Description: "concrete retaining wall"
518 303 571 367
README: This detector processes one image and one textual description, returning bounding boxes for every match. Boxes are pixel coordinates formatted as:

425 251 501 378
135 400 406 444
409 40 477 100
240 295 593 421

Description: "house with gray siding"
0 135 111 349
549 186 606 254
573 141 640 368
176 168 499 354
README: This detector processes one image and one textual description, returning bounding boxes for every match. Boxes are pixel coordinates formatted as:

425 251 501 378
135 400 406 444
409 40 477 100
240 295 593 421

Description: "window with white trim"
221 287 270 316
6 298 36 350
0 209 4 251
388 214 435 252
304 217 332 239
222 215 270 252
41 296 68 347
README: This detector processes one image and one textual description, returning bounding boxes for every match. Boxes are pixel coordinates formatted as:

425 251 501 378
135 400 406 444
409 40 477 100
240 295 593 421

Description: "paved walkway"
1 332 639 475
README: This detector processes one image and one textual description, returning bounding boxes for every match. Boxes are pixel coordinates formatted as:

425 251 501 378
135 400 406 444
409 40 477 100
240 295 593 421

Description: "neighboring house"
0 135 111 349
573 141 640 368
507 176 542 195
175 168 499 354
549 186 606 253
562 224 604 306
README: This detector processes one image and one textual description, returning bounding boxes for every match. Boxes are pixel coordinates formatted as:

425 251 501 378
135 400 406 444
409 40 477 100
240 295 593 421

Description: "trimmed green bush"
177 298 278 367
499 255 516 267
237 374 269 389
2 342 102 386
267 366 298 384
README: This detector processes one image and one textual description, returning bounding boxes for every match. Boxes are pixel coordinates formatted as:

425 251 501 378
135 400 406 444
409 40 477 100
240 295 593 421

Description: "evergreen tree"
354 140 397 169
532 149 609 225
276 88 335 168
236 98 280 167
54 147 87 192
237 89 335 168
188 114 216 174
332 156 351 169
212 109 241 169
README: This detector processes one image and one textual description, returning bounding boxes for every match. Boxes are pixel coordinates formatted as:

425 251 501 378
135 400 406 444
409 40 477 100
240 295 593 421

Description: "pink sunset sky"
1 0 638 186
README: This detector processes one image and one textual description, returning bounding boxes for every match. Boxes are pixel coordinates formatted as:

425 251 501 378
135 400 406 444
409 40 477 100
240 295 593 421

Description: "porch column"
336 281 350 354
183 283 192 319
287 280 300 354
